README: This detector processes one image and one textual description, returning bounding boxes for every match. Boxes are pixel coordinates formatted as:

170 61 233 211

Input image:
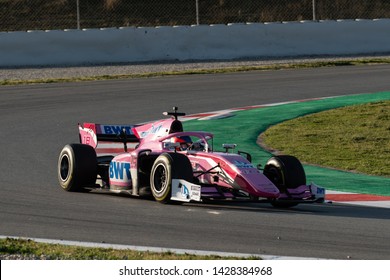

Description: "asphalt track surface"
1 65 390 259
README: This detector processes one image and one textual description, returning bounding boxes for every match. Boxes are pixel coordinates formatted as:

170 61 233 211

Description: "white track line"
0 235 324 260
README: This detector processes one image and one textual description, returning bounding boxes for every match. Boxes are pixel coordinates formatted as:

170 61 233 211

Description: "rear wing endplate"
79 123 139 156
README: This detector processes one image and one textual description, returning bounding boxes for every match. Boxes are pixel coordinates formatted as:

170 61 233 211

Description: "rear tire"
150 153 193 203
263 155 306 208
58 144 97 192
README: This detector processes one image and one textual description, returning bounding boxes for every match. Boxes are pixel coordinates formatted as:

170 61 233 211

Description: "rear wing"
79 123 139 156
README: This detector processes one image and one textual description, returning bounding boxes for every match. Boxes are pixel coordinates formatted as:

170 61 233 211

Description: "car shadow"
183 199 390 220
87 189 390 220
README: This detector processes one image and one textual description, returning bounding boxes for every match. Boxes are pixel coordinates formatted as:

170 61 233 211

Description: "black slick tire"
263 155 306 208
150 153 193 204
58 144 97 192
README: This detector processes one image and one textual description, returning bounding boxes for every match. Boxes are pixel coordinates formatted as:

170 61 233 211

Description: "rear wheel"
58 144 97 192
263 155 306 208
150 153 193 203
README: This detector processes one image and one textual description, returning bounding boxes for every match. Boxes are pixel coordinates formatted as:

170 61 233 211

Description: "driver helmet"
171 136 192 151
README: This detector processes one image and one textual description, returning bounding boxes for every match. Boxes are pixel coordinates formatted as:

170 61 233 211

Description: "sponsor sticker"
101 125 133 135
233 160 254 169
109 161 131 181
140 124 163 138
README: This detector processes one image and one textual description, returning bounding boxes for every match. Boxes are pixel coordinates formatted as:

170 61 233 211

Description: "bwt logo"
109 162 131 180
103 125 133 135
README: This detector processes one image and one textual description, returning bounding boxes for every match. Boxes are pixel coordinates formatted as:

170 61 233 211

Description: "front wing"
171 179 202 202
171 181 325 204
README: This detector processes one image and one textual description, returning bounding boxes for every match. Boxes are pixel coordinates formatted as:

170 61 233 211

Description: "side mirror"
222 143 237 153
163 142 180 151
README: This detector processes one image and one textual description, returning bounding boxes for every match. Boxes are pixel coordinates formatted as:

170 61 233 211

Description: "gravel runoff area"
1 55 390 81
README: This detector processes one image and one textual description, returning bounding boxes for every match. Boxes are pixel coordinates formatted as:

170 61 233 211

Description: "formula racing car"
58 107 325 208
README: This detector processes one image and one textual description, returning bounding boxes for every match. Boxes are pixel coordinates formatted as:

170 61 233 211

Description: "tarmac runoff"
183 92 390 209
4 94 389 260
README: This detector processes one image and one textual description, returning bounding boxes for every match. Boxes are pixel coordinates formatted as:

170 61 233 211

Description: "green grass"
1 57 390 86
261 100 390 177
0 238 259 260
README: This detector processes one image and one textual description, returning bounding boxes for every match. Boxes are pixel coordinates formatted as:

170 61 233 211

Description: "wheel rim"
153 163 167 194
59 154 70 182
267 166 283 186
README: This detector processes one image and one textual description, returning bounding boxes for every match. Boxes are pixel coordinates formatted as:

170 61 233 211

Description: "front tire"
150 153 193 203
58 144 97 192
263 155 306 208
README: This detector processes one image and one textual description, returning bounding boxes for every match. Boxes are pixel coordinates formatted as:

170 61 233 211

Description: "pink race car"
58 107 325 208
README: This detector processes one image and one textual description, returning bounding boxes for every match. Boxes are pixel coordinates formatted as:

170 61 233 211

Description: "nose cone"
233 172 280 198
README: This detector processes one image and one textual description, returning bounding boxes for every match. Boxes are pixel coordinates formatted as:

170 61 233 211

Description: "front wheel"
58 144 97 192
150 153 193 203
263 155 306 208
